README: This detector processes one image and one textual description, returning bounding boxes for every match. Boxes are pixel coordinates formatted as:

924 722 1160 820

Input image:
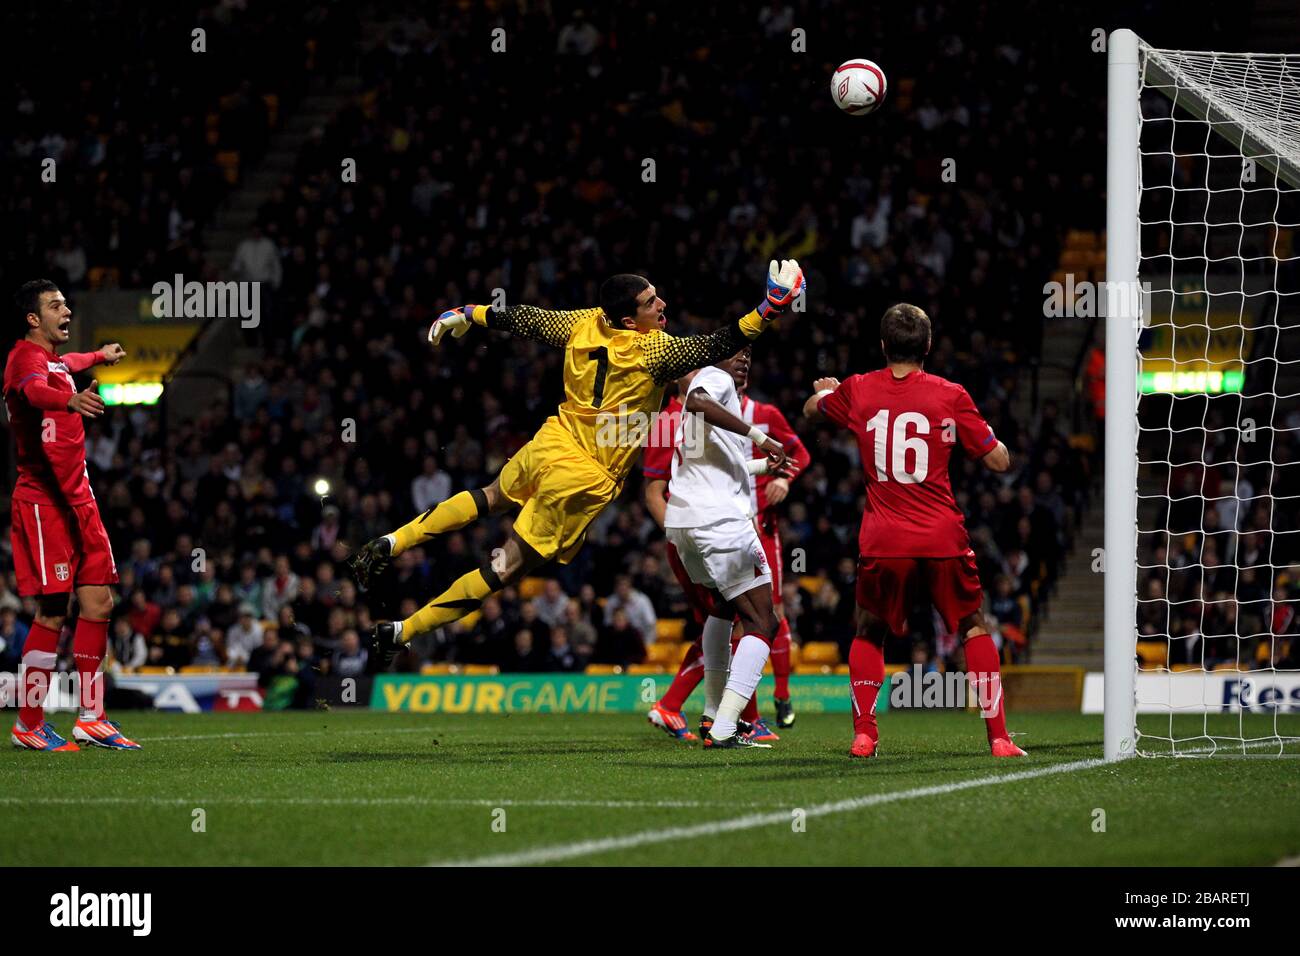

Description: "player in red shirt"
4 280 140 752
740 382 811 727
803 303 1025 759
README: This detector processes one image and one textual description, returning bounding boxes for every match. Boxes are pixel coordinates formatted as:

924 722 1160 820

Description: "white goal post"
1105 29 1300 759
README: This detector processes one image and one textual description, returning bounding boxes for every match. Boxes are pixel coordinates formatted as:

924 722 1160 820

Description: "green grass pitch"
3 710 1298 866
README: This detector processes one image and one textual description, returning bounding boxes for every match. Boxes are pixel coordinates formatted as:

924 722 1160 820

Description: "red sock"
770 617 791 699
74 617 110 720
963 632 1009 743
659 641 704 713
848 636 884 740
18 621 61 731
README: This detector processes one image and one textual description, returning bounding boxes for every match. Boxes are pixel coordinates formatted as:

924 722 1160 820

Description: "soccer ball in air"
831 59 887 115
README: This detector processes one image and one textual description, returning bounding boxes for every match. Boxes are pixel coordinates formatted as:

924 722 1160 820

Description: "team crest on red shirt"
54 563 70 581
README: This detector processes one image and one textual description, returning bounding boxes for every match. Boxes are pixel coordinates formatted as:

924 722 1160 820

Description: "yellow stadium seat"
1171 663 1202 672
647 643 681 666
261 93 279 128
180 665 220 674
1068 433 1097 454
795 664 833 676
462 664 499 676
628 664 667 675
1064 229 1100 251
798 576 826 595
1136 641 1168 670
216 150 240 185
420 663 453 675
136 666 174 675
87 266 120 290
1058 249 1092 272
800 641 841 667
518 577 547 600
655 618 686 643
834 664 851 675
585 664 623 675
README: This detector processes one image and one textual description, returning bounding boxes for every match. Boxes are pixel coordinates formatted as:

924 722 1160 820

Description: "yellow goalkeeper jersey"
468 303 768 484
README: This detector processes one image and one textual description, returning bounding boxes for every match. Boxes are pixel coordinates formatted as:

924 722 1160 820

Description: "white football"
831 59 887 115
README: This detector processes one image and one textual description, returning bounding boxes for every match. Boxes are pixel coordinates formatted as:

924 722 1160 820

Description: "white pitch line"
430 757 1109 867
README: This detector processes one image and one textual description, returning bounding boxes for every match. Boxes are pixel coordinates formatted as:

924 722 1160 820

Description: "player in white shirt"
665 347 790 748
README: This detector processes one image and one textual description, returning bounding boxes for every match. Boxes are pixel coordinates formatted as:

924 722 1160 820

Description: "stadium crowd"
1 0 357 295
3 2 1112 696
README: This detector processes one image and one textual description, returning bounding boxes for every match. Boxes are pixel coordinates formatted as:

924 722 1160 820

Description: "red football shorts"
10 499 119 596
756 516 783 606
665 540 717 624
855 552 983 636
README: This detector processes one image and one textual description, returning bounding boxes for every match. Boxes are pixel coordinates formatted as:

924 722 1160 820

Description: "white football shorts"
665 516 771 602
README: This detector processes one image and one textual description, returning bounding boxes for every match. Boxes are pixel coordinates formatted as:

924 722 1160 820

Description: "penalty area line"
430 756 1109 867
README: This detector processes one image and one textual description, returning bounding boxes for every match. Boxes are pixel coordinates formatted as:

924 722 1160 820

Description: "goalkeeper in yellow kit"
349 260 805 667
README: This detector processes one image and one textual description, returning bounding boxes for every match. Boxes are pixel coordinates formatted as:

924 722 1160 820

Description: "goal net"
1106 32 1300 758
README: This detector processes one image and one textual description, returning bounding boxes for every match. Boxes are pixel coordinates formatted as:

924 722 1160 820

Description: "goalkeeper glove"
757 259 805 318
428 306 477 345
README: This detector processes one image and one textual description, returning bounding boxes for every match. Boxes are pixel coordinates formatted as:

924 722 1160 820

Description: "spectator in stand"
276 606 312 647
603 575 656 648
109 616 148 672
127 589 162 640
0 607 29 671
149 608 192 669
234 564 264 612
410 455 452 514
332 630 368 678
592 608 646 668
226 603 265 668
543 626 581 672
312 505 344 554
230 223 283 290
531 579 569 630
564 599 598 660
516 601 551 650
455 595 509 665
504 630 540 673
990 576 1026 660
262 555 301 621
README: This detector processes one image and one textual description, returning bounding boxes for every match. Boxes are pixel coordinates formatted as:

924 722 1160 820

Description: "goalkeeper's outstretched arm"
430 303 598 349
642 258 805 385
642 317 762 386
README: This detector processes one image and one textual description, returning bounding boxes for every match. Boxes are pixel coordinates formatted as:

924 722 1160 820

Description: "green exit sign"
1139 369 1244 394
99 382 164 405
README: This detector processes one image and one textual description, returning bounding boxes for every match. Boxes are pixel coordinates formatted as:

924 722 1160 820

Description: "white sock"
392 620 405 641
700 615 732 719
383 533 397 551
712 634 770 738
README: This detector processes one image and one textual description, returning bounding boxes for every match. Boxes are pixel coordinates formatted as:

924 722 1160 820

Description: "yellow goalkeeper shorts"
498 417 620 564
